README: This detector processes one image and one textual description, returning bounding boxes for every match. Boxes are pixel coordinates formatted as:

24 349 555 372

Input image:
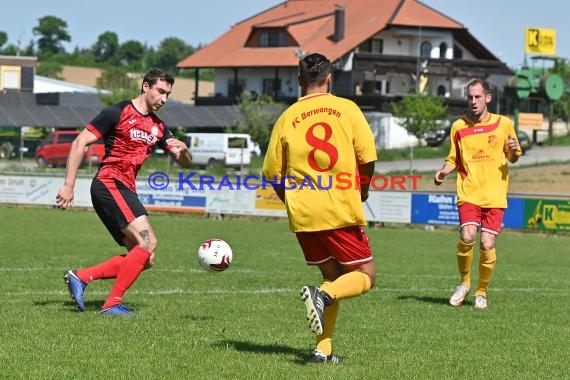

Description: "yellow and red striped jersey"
263 93 377 232
445 113 522 208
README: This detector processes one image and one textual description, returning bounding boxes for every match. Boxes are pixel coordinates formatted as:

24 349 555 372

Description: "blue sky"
2 0 568 69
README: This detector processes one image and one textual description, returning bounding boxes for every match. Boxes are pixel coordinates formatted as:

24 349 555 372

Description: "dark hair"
467 79 491 94
299 53 331 86
141 68 175 92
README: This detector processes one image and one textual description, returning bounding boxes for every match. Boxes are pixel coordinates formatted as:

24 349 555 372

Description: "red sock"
102 246 151 309
76 255 126 283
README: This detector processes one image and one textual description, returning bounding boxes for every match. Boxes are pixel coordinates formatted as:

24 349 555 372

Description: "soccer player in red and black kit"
56 68 192 316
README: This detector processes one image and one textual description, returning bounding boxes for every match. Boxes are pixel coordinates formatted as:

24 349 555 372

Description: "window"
439 42 447 59
358 38 383 54
228 137 249 149
437 85 447 96
371 39 383 54
58 134 78 143
228 79 246 97
2 70 19 89
260 31 287 47
420 41 432 58
453 45 463 59
262 78 281 96
21 67 34 91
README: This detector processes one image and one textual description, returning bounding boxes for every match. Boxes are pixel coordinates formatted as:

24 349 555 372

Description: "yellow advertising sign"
518 112 544 130
255 187 286 211
525 28 556 55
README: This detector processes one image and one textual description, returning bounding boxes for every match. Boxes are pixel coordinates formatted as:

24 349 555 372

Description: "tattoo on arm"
139 230 151 251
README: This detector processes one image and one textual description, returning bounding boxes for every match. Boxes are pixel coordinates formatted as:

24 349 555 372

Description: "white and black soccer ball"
197 239 233 272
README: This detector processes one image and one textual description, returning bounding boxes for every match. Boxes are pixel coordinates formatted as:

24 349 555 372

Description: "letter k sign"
528 29 539 47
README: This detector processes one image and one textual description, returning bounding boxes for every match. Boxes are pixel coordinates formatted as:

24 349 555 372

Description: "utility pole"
415 26 422 93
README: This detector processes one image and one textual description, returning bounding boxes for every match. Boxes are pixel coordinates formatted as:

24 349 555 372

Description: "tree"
32 15 71 56
36 61 63 79
22 40 35 56
1 44 19 56
96 67 139 106
236 91 284 154
154 37 194 72
391 94 447 142
117 40 145 69
96 66 135 89
0 32 7 51
92 31 119 63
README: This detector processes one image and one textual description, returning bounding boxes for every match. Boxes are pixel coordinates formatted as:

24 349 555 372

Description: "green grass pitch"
0 205 568 379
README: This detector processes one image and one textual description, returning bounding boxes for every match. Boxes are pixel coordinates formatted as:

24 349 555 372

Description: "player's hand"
434 171 445 186
507 134 519 152
56 186 74 209
165 138 188 155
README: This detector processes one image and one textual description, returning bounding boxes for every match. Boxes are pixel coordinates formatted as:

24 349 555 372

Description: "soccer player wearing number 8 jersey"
263 53 377 363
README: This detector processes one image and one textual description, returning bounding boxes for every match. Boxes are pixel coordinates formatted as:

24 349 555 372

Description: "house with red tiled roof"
177 0 511 112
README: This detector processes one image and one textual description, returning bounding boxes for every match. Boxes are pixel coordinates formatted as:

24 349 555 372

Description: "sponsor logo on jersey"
471 149 490 160
130 127 158 145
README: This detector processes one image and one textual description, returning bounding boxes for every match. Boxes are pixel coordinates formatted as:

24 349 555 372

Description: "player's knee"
364 267 377 289
367 272 376 289
460 226 477 244
460 233 476 245
479 239 495 252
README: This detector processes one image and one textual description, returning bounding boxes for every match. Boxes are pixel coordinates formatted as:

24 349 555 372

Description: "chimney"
334 5 345 42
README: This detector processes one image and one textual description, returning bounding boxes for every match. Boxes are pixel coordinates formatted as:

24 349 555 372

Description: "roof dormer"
245 28 296 48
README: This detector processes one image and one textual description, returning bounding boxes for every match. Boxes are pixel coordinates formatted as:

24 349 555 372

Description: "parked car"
424 125 451 147
185 132 255 169
35 131 105 167
424 125 531 153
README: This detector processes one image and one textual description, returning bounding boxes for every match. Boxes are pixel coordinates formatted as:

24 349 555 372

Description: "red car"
36 131 105 167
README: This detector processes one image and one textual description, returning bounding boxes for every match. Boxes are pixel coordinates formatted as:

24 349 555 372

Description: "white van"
185 133 255 169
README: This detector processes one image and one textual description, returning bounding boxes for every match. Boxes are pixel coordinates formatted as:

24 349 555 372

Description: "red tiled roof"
390 0 463 28
177 0 466 68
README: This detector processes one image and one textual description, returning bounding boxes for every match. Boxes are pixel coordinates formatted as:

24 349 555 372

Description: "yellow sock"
476 248 496 296
457 239 474 287
319 271 371 301
315 281 339 356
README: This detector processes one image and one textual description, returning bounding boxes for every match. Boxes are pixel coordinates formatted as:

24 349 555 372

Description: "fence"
1 174 569 232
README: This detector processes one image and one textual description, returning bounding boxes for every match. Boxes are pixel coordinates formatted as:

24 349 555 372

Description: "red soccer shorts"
458 202 505 235
295 226 373 266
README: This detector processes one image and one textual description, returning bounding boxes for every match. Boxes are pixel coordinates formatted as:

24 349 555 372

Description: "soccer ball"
197 239 233 272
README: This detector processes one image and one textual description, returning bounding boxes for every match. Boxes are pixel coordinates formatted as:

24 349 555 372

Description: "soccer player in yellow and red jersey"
434 79 522 310
263 53 377 363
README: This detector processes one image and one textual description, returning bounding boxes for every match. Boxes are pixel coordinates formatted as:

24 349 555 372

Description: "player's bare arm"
434 164 455 186
358 161 376 202
56 129 99 209
506 134 520 164
272 183 286 204
166 138 193 168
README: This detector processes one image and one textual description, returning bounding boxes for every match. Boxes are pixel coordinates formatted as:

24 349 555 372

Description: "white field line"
2 267 569 287
2 267 570 284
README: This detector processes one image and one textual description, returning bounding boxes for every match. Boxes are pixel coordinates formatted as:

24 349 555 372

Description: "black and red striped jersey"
86 100 172 191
